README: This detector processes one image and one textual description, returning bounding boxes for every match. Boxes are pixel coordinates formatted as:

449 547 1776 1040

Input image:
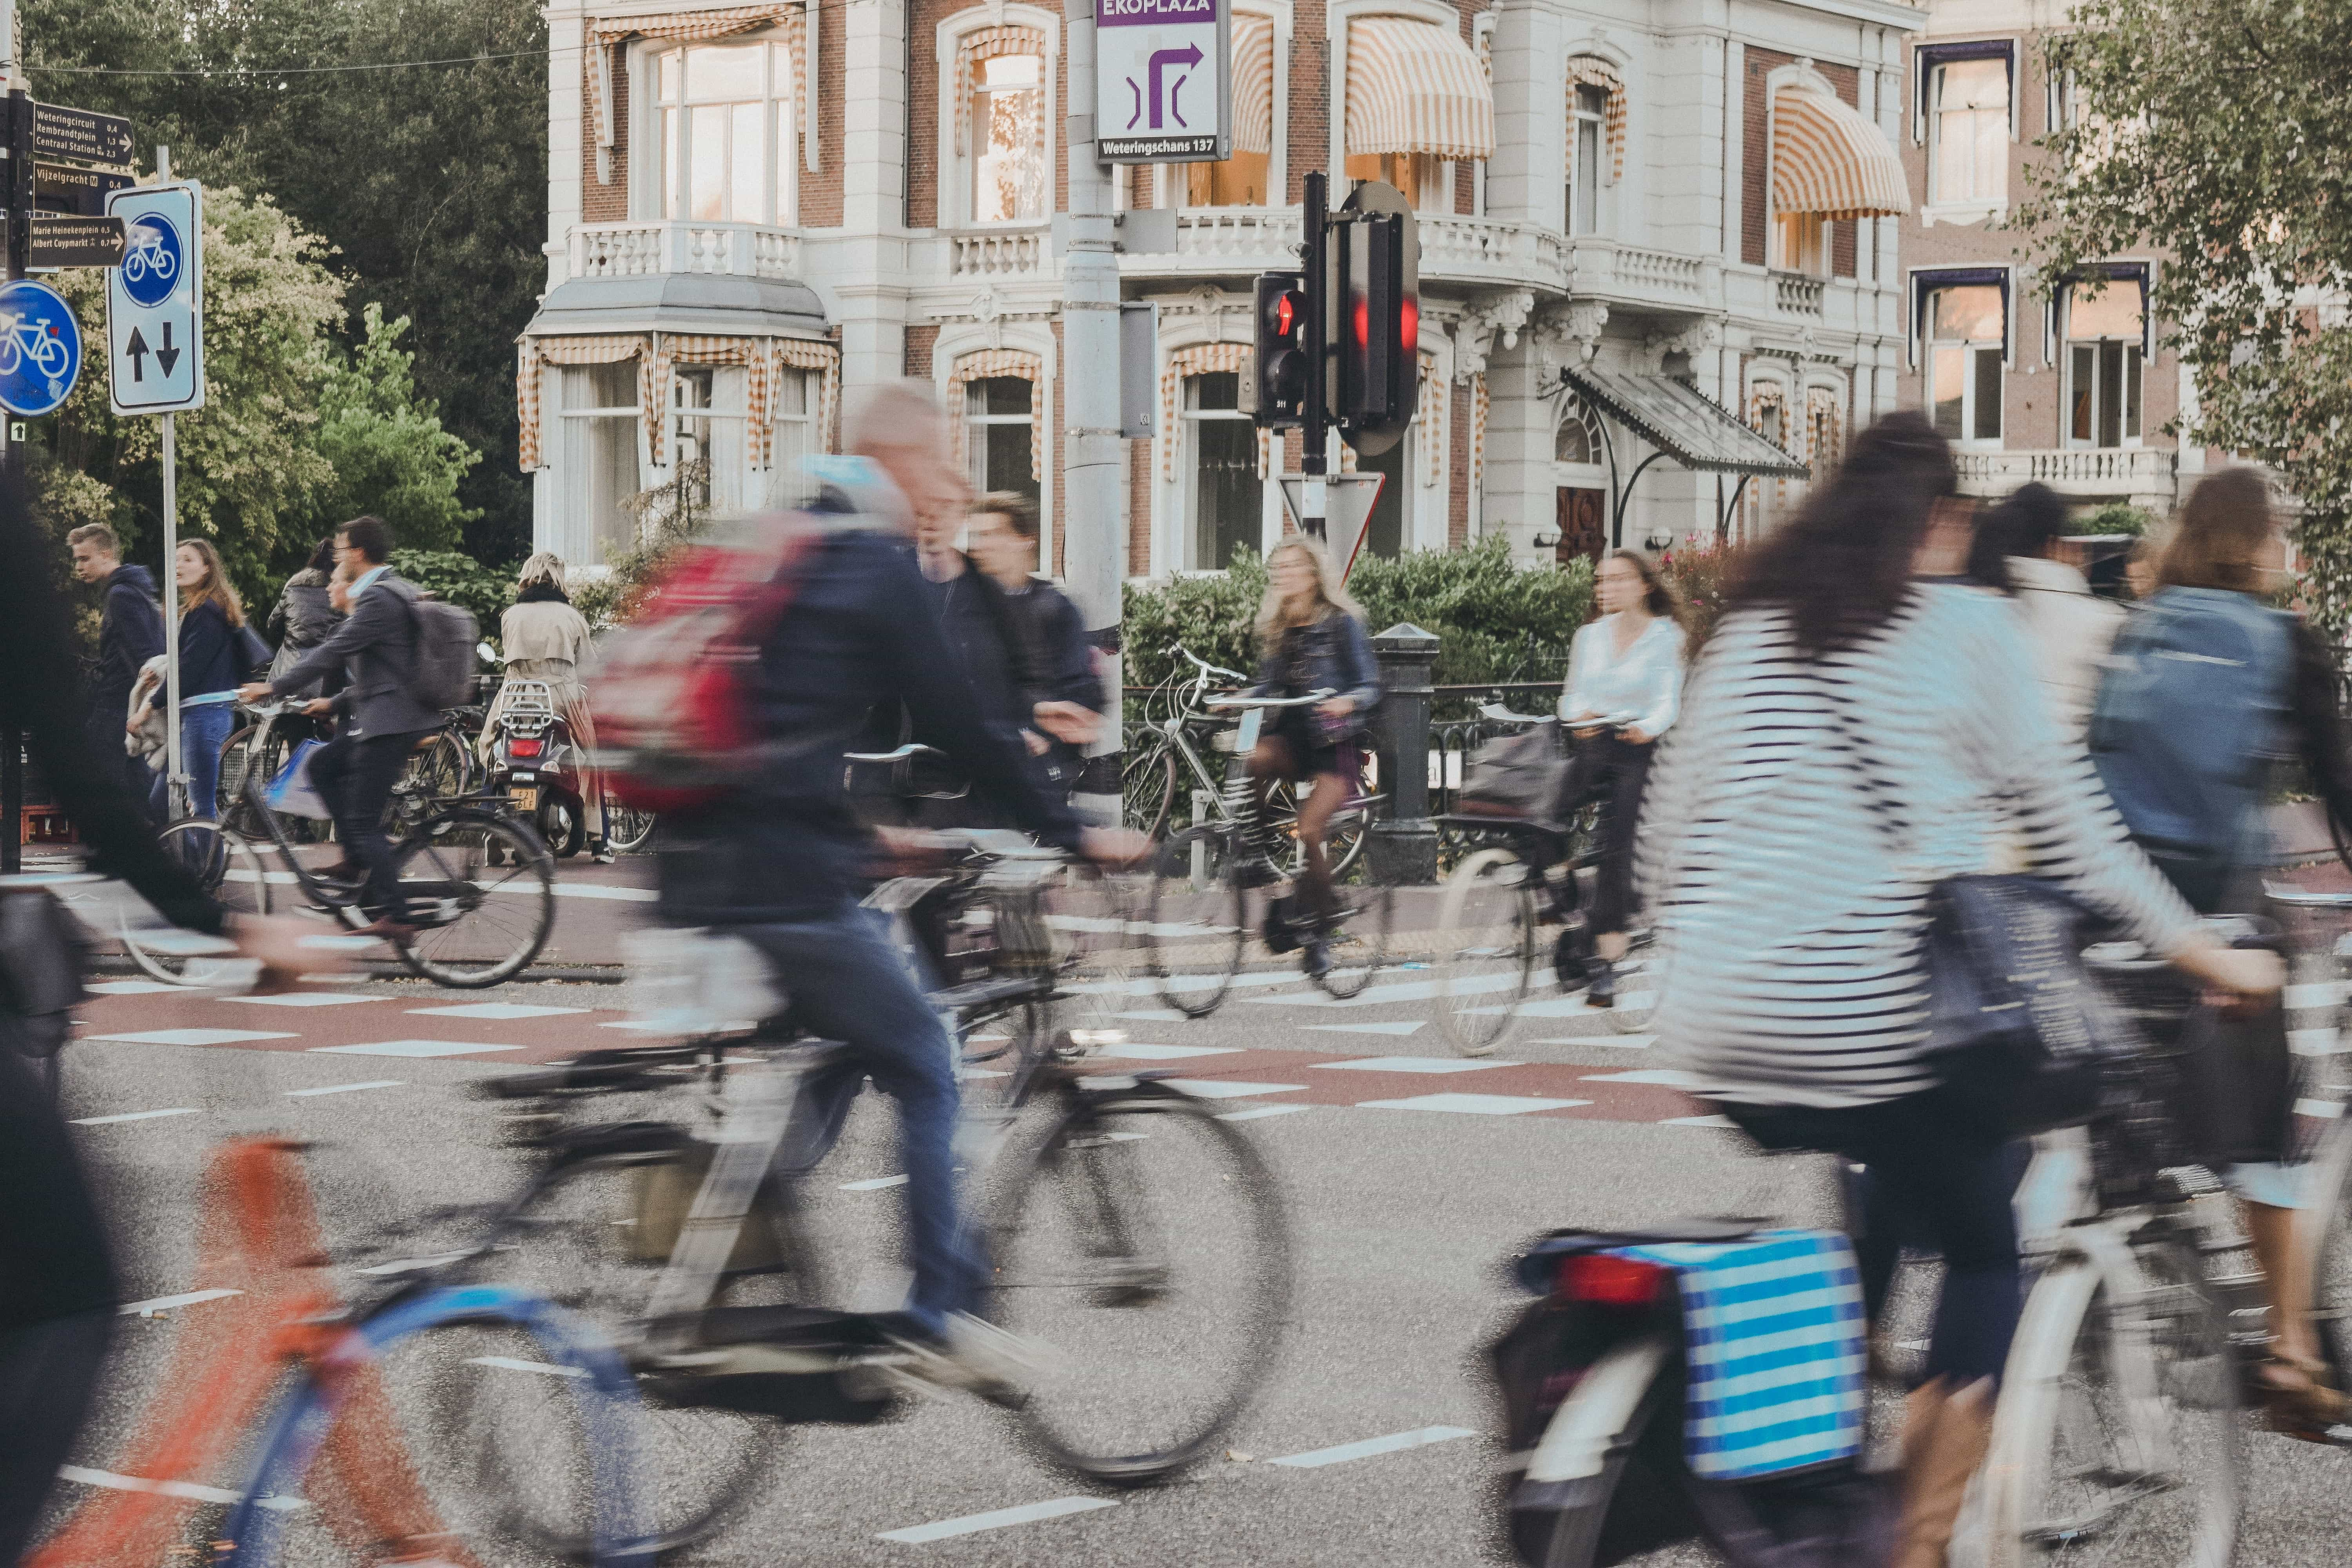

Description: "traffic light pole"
1062 0 1124 824
0 18 27 869
1298 170 1328 542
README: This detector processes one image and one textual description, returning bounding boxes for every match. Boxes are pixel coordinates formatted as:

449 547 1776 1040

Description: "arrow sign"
27 214 128 270
105 183 205 415
156 322 181 377
1096 0 1229 162
1145 44 1201 128
32 102 135 169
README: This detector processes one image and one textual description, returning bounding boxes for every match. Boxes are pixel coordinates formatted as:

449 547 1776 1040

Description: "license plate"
1236 708 1263 753
510 787 538 813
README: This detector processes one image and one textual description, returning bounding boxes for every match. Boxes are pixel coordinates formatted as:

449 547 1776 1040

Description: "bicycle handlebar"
844 743 952 765
1207 689 1335 710
1178 647 1250 684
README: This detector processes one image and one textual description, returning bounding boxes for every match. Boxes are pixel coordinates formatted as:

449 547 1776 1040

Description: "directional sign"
0 278 83 417
1097 0 1228 162
35 162 134 217
105 182 204 414
28 214 127 269
32 102 134 169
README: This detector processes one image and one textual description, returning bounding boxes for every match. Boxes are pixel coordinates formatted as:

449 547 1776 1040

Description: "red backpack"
588 512 832 811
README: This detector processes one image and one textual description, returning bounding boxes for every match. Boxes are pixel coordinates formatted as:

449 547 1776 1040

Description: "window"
1930 57 2008 206
1186 152 1271 207
1186 374 1261 569
970 53 1048 223
558 362 642 562
1925 285 2004 444
768 370 817 501
1566 83 1605 236
670 367 750 512
2066 279 2144 448
965 377 1040 501
1771 214 1828 276
1555 400 1601 466
1345 152 1449 214
1754 396 1784 452
648 40 795 224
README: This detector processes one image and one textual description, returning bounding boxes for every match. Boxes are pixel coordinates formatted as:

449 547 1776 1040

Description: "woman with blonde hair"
1245 533 1381 976
130 537 253 820
481 552 609 857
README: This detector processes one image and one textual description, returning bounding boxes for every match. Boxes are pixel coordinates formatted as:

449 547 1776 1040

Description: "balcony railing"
1772 271 1826 316
1416 216 1567 281
566 220 803 281
949 226 1049 278
1955 447 2178 497
1610 244 1705 299
1171 208 1302 261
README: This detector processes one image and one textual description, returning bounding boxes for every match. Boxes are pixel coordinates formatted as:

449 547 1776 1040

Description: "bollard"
1367 622 1441 885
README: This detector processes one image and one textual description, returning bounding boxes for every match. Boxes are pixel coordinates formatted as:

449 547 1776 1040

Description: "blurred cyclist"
653 381 1138 1374
965 492 1104 802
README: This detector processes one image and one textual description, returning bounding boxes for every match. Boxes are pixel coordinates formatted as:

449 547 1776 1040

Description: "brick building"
519 0 1924 578
1897 0 2193 514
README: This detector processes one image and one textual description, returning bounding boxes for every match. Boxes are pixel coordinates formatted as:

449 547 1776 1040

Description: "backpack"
402 592 482 710
2088 586 2294 867
587 510 832 812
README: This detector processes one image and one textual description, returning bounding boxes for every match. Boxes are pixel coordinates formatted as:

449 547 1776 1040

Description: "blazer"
268 571 442 739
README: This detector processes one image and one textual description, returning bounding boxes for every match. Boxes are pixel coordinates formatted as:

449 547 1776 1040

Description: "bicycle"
425 831 1289 1559
124 699 557 989
218 700 479 842
1141 685 1398 1014
121 232 177 288
1432 705 1656 1054
0 310 71 380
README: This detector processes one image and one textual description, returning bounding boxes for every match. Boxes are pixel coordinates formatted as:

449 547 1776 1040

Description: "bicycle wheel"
120 821 273 985
1434 849 1539 1056
1982 1231 2241 1568
1143 825 1250 1018
389 730 472 835
604 800 658 854
389 813 555 987
1123 744 1180 839
1313 877 1394 999
987 1085 1290 1483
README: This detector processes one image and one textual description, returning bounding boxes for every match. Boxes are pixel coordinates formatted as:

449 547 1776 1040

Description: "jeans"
148 697 237 820
311 730 419 918
737 904 982 1334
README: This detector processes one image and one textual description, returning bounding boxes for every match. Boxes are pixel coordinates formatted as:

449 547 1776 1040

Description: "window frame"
1567 83 1606 237
1925 53 2012 216
963 375 1040 499
2061 276 2147 450
939 11 1061 231
554 361 645 566
1921 286 2006 449
633 35 799 227
1181 372 1264 571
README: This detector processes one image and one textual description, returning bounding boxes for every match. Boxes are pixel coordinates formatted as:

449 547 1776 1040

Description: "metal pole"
1062 0 1124 824
1299 170 1328 541
158 147 182 822
1 15 24 869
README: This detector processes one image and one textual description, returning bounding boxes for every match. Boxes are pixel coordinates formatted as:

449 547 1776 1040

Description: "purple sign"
1100 0 1215 24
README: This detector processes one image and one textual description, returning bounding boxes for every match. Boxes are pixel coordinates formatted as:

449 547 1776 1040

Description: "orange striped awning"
1771 83 1910 221
1345 16 1494 161
947 349 1046 482
1231 15 1276 156
517 335 648 472
587 6 804 183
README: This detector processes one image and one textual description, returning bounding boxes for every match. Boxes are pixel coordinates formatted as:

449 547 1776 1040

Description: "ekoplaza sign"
1095 0 1229 162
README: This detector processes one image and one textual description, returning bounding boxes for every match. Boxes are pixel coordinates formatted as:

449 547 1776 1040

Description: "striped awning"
947 349 1046 483
1232 14 1276 156
517 335 647 472
1771 83 1910 221
953 25 1048 156
1345 16 1494 161
587 6 806 183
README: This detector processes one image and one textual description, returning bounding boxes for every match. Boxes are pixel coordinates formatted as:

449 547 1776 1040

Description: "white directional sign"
104 182 204 414
1096 0 1229 163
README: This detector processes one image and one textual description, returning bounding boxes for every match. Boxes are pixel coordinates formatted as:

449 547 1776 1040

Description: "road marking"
1090 1042 1240 1060
409 1002 593 1020
1244 971 1533 1009
1301 1019 1428 1037
1667 1114 1740 1129
1071 971 1304 996
1579 1069 1701 1086
1113 1009 1189 1022
1269 1426 1477 1468
73 1107 201 1126
1356 1093 1590 1116
465 1354 586 1378
87 1027 299 1047
2296 1097 2346 1120
86 979 179 995
358 1251 471 1276
60 1465 305 1512
2286 981 2348 1010
1219 1105 1311 1122
482 880 657 902
1311 1055 1521 1074
309 1040 525 1059
877 1495 1116 1543
119 1288 242 1316
1158 1078 1307 1100
2292 1027 2347 1056
220 991 383 1007
840 1174 910 1191
285 1079 406 1097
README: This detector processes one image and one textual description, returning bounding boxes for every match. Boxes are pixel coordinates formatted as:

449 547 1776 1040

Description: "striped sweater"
1638 584 2200 1110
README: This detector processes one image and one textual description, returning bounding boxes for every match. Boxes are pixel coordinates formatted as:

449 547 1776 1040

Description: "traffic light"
1334 211 1417 456
1251 271 1310 428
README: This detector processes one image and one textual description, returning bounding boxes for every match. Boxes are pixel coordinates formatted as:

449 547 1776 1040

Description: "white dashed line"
1089 1042 1241 1060
285 1080 406 1097
119 1288 242 1317
222 991 384 1008
1311 1055 1521 1074
1158 1078 1307 1100
73 1107 201 1126
59 1465 305 1512
1579 1069 1701 1086
85 980 179 995
1268 1426 1477 1468
309 1040 525 1059
2296 1097 2346 1120
465 1354 587 1378
2292 1028 2348 1056
877 1495 1116 1544
358 1252 472 1276
1356 1093 1588 1116
87 1028 298 1047
1666 1114 1740 1129
1218 1105 1311 1122
2286 982 2348 1010
1301 1020 1428 1037
409 1003 592 1020
840 1174 910 1191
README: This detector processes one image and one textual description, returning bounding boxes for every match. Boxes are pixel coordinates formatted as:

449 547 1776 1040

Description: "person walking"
237 516 442 939
964 492 1103 799
132 539 252 822
1246 534 1381 978
1969 481 2123 736
66 523 165 813
1554 550 1687 1005
479 553 608 858
1639 412 2279 1568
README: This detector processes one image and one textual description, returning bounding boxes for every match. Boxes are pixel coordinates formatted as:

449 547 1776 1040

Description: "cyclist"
964 491 1103 800
1246 534 1381 978
655 382 1138 1374
235 515 442 940
1553 549 1687 1005
1639 413 2279 1568
67 522 166 815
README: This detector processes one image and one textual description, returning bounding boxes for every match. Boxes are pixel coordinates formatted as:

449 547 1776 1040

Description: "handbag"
1455 722 1566 820
263 739 336 820
234 620 272 674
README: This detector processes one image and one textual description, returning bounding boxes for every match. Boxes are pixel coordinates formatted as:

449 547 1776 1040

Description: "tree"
2016 1 2352 627
311 304 481 552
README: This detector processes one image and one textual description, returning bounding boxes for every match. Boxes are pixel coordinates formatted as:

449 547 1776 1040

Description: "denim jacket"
1252 609 1382 740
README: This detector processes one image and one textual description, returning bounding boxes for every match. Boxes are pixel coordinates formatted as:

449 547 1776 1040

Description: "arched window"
1187 13 1274 207
952 26 1051 225
1555 397 1602 466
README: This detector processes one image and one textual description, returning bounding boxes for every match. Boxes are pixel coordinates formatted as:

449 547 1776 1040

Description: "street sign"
0 278 83 416
1276 473 1386 579
31 102 134 168
1097 0 1229 162
35 162 134 217
27 214 127 269
104 183 204 414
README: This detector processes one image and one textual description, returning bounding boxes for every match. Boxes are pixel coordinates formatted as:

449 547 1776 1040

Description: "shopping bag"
263 739 334 820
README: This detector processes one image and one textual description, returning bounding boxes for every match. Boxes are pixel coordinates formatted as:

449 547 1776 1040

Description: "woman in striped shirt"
1637 412 2279 1568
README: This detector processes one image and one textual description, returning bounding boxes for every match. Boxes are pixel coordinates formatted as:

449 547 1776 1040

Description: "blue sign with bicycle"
105 182 205 415
120 213 183 308
0 279 82 417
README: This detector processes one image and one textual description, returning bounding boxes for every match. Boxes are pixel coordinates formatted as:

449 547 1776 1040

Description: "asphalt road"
35 891 2352 1566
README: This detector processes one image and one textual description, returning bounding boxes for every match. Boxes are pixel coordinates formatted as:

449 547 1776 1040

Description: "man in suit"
237 515 441 937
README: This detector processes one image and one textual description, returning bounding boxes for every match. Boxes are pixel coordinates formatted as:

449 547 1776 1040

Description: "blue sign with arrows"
0 279 83 417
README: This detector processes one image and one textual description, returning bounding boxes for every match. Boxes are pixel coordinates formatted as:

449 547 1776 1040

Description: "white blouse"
1558 614 1685 736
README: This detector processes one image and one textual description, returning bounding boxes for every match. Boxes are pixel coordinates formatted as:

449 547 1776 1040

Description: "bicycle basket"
2083 957 2202 1207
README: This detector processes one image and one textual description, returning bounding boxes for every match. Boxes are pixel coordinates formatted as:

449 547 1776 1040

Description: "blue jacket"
176 601 243 696
1252 609 1382 740
658 489 1084 924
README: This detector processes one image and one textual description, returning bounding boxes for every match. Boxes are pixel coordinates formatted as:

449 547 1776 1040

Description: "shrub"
394 549 519 632
1655 535 1741 649
2076 501 2154 537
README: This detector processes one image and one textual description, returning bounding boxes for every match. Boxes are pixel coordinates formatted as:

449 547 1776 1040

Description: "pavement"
34 858 2352 1566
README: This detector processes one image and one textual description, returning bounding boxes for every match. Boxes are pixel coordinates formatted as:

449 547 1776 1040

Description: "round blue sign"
0 280 81 417
121 214 184 309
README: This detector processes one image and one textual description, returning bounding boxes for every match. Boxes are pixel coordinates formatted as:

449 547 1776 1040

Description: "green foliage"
1657 538 1736 648
2016 1 2352 630
2076 501 2153 537
311 306 482 552
573 460 717 629
392 549 518 631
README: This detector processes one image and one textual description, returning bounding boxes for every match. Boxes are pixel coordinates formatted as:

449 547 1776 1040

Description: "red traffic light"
1274 292 1296 336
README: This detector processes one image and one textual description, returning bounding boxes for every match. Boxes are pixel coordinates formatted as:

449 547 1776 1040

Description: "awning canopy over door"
1345 16 1494 160
1561 365 1808 479
1772 83 1911 221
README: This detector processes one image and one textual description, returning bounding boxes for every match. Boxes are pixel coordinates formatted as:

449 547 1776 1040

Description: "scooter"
485 673 593 858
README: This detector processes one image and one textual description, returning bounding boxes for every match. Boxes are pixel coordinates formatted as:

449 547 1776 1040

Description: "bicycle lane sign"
104 182 204 415
0 279 82 417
